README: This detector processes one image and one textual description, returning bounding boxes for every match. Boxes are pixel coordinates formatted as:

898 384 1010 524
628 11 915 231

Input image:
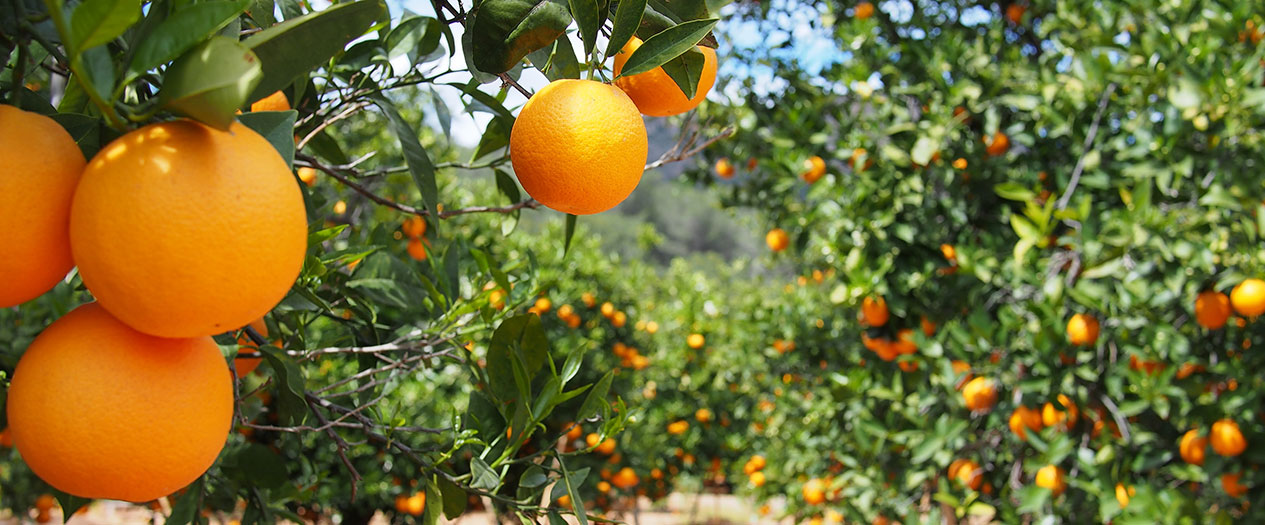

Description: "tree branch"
1056 83 1117 211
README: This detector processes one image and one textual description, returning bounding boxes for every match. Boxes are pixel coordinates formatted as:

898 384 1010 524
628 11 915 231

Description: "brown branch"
499 73 533 98
645 126 735 171
1056 83 1116 211
307 396 362 500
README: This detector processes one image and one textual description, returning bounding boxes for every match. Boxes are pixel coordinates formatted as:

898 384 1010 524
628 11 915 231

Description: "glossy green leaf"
244 0 385 103
616 18 717 78
568 0 599 57
604 0 646 57
469 0 572 74
238 109 297 168
70 0 142 50
129 0 251 73
372 94 440 232
160 37 263 131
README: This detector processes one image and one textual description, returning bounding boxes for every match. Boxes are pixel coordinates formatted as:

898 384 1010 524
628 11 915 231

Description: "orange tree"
674 0 1265 522
0 0 727 522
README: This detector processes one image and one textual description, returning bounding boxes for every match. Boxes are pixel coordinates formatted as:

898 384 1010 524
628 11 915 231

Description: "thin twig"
1056 83 1117 210
645 126 736 171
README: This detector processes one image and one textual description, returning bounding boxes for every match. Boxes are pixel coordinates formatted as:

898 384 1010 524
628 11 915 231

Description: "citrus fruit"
0 105 87 308
1230 278 1265 317
613 37 718 117
766 228 790 252
1210 419 1247 457
234 318 269 378
1005 4 1025 24
250 91 290 112
70 119 308 338
687 333 706 349
952 459 982 490
6 303 232 501
296 166 317 186
1195 290 1232 329
855 1 875 19
1066 313 1099 346
1035 465 1066 496
1115 483 1134 508
1222 473 1247 498
861 296 889 326
801 155 827 183
984 131 1010 156
749 470 766 487
407 237 428 261
802 478 827 505
961 377 997 412
401 215 427 238
715 158 735 179
1179 429 1206 465
612 467 639 489
509 79 647 215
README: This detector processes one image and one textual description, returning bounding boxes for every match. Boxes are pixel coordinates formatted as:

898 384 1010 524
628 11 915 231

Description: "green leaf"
160 37 263 131
910 136 938 166
372 94 441 232
520 465 549 488
563 214 577 256
469 0 573 74
439 476 467 519
470 456 500 490
568 0 600 57
70 0 142 50
129 0 251 73
165 477 204 525
238 109 297 169
559 461 589 525
616 18 717 78
423 482 443 525
51 492 91 521
233 444 289 490
994 182 1036 202
527 33 581 80
576 370 612 422
659 46 706 99
259 346 308 426
244 0 385 103
486 315 551 402
605 0 646 56
1009 214 1039 240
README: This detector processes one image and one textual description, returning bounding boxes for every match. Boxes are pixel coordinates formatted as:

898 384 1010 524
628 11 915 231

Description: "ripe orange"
1009 406 1043 440
510 79 647 214
1042 394 1079 428
848 148 873 172
1210 419 1247 457
1005 4 1026 24
749 470 766 487
1066 313 1099 346
564 422 583 441
234 318 269 378
1034 465 1066 496
861 296 890 327
0 428 11 447
802 478 827 505
534 297 552 314
921 316 937 336
1230 278 1265 317
687 333 706 349
1115 483 1134 508
1179 429 1206 465
34 494 56 511
766 228 790 252
1222 473 1247 498
407 237 429 261
296 166 317 187
961 377 997 412
0 106 87 308
250 91 290 112
984 131 1010 157
70 120 307 338
802 155 827 183
855 1 875 19
667 420 689 434
1195 290 1232 329
402 216 427 238
555 494 572 508
613 37 718 117
715 158 735 179
892 329 917 355
6 303 232 501
695 408 713 423
950 459 982 490
612 467 639 489
404 492 425 515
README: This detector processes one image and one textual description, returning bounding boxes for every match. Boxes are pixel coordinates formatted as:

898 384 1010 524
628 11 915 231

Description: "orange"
1115 483 1134 508
961 377 997 412
952 157 967 170
1066 313 1099 346
597 481 612 493
234 318 269 378
1195 290 1232 329
613 37 718 117
510 79 646 214
564 422 583 441
296 166 317 187
250 91 290 112
667 420 689 434
715 158 735 179
1179 429 1206 466
749 470 766 487
333 199 347 215
1222 473 1247 498
892 329 917 355
802 155 827 183
401 216 427 238
748 455 766 472
861 296 889 326
0 106 87 308
34 494 56 511
984 131 1010 156
1210 419 1247 457
951 459 982 490
555 494 572 508
802 478 827 505
1042 394 1079 429
687 333 706 349
1005 4 1025 24
940 243 957 261
407 238 429 261
534 297 552 314
1034 465 1066 496
6 303 232 501
1231 278 1265 317
70 120 307 338
393 494 409 514
849 148 873 172
1009 406 1043 440
0 427 11 447
600 302 616 318
921 316 937 336
855 1 875 19
612 467 639 489
404 492 425 515
766 228 790 252
581 292 596 308
695 408 713 423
